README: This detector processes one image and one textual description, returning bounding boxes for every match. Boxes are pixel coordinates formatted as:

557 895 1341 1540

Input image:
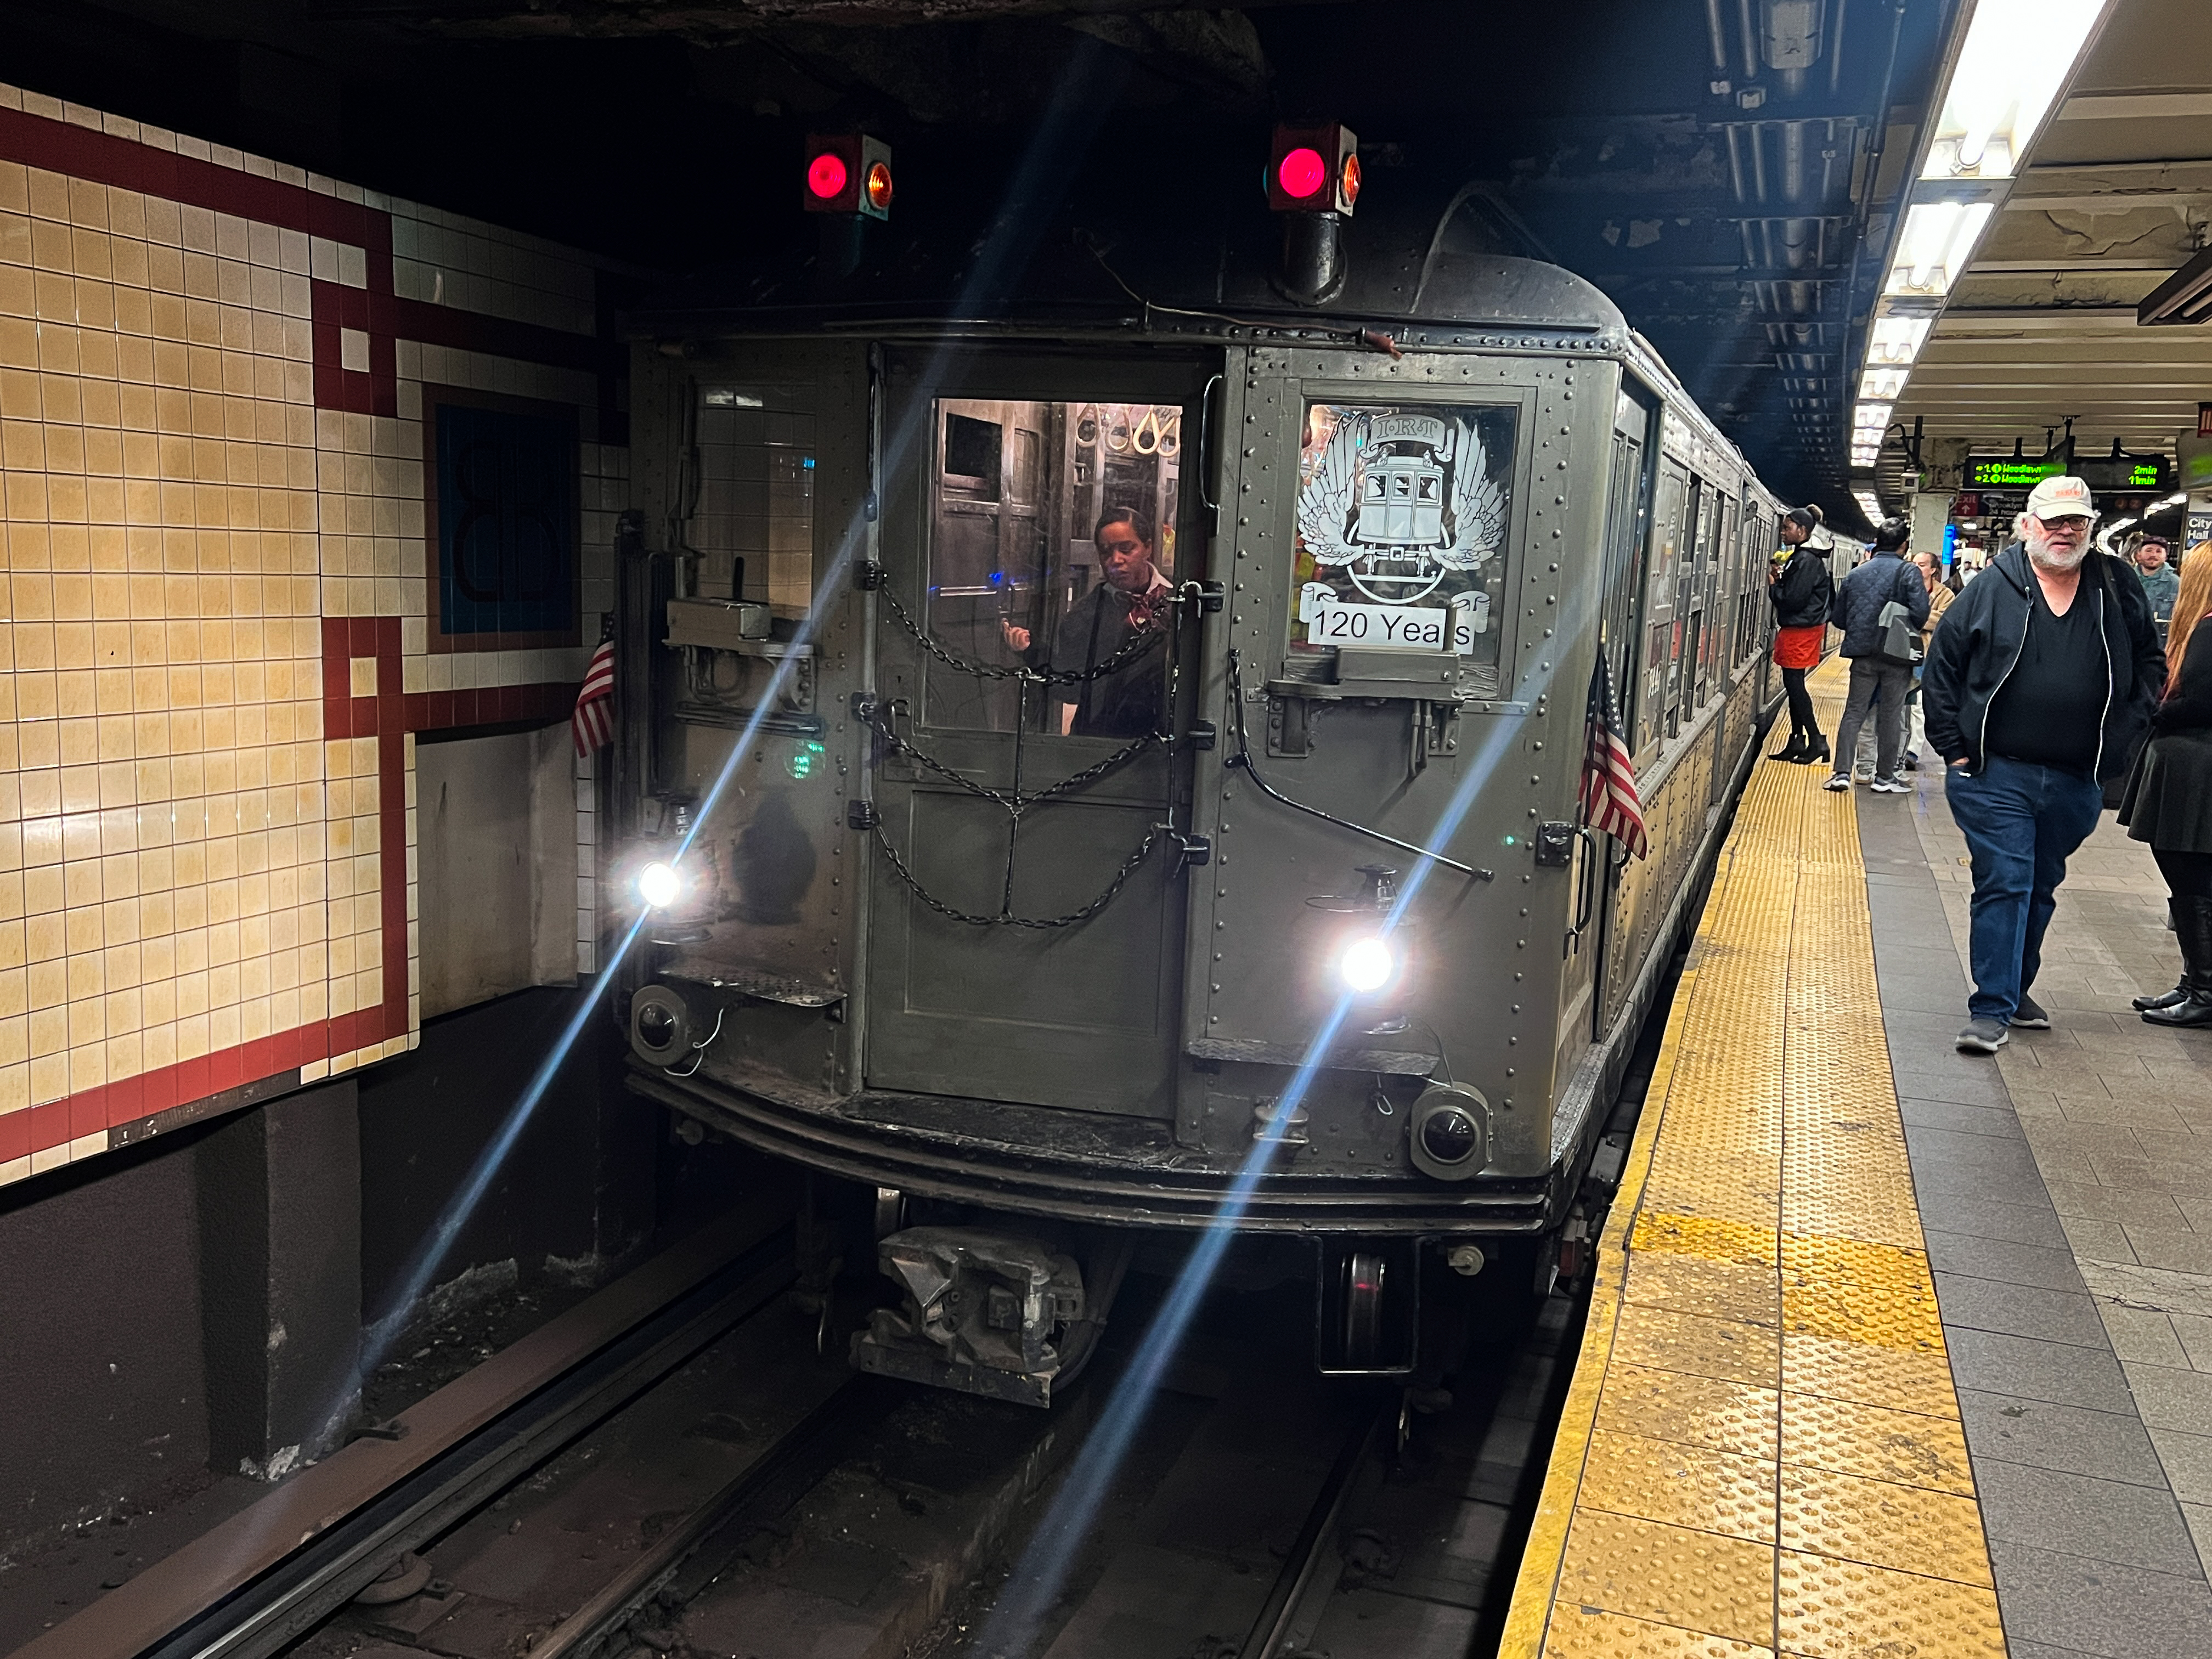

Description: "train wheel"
1341 1248 1389 1370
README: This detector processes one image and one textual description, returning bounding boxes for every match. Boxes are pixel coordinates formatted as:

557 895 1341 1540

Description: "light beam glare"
358 27 1137 1380
972 630 1575 1657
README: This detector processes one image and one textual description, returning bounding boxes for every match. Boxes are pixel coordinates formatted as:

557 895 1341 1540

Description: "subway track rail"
15 959 1690 1659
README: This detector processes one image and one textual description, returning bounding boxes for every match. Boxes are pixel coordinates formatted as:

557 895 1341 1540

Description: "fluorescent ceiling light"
1867 315 1934 366
1854 490 1883 515
1922 0 2106 182
1860 368 1910 400
1853 400 1894 432
1884 201 1995 298
2140 245 2212 326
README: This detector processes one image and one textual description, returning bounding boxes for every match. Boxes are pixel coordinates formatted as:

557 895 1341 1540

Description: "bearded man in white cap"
1923 475 2165 1053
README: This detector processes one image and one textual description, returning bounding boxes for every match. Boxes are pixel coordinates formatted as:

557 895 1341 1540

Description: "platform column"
196 1080 364 1477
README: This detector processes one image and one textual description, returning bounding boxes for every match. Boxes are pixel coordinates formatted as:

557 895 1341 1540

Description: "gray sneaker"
2010 995 2051 1030
1870 776 1910 793
1957 1018 2010 1054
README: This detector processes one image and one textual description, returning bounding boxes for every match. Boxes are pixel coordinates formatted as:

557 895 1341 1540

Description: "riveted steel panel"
1182 346 1613 1175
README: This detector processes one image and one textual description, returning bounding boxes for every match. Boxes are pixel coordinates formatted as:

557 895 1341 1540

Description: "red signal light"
1267 121 1359 216
803 133 893 219
1277 146 1327 201
807 151 849 200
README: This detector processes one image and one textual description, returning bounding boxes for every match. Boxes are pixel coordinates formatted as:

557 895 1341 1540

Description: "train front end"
612 259 1713 1398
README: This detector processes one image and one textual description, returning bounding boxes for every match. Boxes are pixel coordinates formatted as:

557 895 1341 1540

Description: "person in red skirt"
1768 504 1836 764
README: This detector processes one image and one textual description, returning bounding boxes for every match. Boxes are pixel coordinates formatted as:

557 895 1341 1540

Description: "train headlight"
630 984 692 1066
1337 934 1397 995
1409 1082 1492 1182
637 860 684 910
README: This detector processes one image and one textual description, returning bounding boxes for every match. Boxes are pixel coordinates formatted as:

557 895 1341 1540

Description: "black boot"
1770 730 1809 763
2135 900 2192 1011
1799 732 1831 767
2143 896 2212 1029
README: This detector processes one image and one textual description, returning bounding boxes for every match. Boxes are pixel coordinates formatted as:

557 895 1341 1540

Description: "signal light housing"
1268 121 1359 216
803 133 894 219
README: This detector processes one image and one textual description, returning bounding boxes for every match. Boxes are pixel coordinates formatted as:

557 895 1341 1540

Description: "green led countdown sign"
1963 457 2062 489
1963 453 2172 493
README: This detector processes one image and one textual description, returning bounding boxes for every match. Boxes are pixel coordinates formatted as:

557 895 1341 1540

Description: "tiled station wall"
0 86 627 1186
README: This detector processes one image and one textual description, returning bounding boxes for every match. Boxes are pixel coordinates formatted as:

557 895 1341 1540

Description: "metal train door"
863 353 1206 1116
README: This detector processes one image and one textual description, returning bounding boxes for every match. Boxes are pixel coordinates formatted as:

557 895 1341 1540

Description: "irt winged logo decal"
1297 410 1509 605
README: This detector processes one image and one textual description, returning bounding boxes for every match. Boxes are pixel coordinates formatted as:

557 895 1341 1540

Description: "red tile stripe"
0 103 618 425
0 102 614 1171
0 1015 414 1167
7 617 582 1169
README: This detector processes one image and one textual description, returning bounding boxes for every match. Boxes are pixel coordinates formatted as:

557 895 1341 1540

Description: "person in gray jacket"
1824 519 1928 795
1922 476 2165 1053
2136 535 2181 633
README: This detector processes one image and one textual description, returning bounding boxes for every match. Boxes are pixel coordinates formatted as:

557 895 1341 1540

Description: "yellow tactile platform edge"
1501 661 2005 1659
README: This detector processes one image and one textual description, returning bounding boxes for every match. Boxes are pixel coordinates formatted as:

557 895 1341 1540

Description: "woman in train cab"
1767 504 1835 764
2121 541 2212 1028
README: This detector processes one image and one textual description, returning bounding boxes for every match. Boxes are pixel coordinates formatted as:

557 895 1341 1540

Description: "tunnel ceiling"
1 0 1953 520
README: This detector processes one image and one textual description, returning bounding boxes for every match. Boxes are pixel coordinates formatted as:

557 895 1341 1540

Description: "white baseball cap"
2024 475 2095 521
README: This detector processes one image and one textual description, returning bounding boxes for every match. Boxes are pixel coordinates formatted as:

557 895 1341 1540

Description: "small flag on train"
1581 652 1647 860
573 615 616 757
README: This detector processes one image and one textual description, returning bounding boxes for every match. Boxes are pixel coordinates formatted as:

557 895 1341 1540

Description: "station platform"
1503 661 2212 1659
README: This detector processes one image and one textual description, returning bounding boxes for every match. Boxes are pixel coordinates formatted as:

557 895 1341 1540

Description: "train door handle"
1565 826 1598 955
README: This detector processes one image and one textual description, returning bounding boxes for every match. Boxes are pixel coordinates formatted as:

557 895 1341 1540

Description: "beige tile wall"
0 84 624 1186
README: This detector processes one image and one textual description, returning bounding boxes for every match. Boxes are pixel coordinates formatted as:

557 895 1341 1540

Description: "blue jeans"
1943 757 2105 1023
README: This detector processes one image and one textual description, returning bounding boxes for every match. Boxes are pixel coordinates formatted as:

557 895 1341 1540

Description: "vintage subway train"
607 211 1796 1400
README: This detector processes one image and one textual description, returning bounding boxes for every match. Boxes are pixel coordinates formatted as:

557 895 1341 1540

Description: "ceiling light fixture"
2142 246 2212 326
1884 201 1995 297
1921 0 2104 182
1866 315 1935 366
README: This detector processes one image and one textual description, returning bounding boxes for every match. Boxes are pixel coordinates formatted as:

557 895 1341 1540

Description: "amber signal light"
803 133 894 220
1267 121 1359 216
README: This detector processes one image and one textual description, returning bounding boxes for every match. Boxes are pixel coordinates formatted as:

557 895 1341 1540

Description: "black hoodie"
1921 542 2165 787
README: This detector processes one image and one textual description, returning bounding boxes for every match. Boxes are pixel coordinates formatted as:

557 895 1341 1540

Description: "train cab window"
1288 402 1516 692
925 396 1181 737
693 391 819 619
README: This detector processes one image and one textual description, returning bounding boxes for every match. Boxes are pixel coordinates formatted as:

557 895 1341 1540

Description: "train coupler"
850 1228 1086 1408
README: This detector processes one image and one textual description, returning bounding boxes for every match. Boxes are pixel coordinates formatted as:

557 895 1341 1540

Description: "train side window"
1288 402 1517 696
1639 460 1686 754
924 396 1182 737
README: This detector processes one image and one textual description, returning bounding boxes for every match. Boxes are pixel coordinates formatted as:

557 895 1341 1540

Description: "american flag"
572 616 616 757
1580 651 1647 860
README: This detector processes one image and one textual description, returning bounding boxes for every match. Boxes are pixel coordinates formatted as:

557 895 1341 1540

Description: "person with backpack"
1767 504 1835 764
1823 518 1928 795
